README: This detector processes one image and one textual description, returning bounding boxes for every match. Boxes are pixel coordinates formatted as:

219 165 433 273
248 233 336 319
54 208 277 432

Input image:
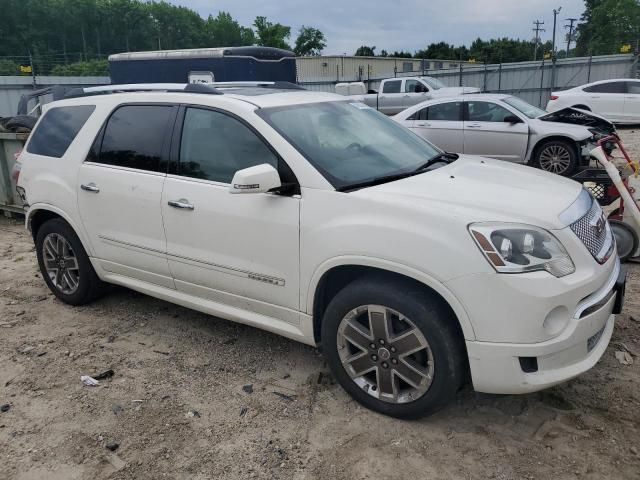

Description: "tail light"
550 95 559 100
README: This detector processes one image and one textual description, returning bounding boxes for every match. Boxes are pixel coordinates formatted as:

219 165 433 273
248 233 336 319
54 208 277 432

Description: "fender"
306 255 477 340
26 203 94 257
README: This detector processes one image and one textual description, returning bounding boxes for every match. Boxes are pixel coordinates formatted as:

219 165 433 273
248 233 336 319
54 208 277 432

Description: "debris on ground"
185 410 201 418
0 404 10 413
615 350 634 365
106 441 120 451
80 375 100 386
242 384 253 394
273 392 297 402
93 369 115 380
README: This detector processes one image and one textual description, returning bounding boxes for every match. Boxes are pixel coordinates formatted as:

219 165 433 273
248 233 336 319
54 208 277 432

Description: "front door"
583 81 627 121
77 104 176 288
402 79 430 109
161 106 300 323
408 101 463 153
463 100 529 162
378 79 404 115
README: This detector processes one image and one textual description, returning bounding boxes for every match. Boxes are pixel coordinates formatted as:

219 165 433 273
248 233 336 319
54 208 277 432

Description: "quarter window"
583 82 627 94
627 81 640 94
96 105 174 172
382 80 401 94
27 105 95 158
178 108 277 184
466 101 514 122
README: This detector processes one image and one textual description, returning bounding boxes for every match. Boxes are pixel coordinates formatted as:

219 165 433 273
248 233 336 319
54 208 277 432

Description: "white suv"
17 82 625 418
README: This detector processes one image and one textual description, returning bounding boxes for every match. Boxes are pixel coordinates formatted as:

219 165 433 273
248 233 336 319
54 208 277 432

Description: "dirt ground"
0 130 639 480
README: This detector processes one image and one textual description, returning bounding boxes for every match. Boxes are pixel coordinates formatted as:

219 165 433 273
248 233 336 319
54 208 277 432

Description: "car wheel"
35 218 105 305
321 277 466 418
535 139 578 176
609 219 638 261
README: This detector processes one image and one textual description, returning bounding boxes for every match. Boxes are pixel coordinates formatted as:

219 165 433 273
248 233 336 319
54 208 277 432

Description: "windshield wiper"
337 152 459 193
413 152 459 172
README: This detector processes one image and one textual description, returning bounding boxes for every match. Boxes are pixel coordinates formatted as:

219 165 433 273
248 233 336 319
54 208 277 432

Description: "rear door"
377 79 404 115
77 104 176 288
407 101 463 153
582 81 627 121
624 80 640 122
463 100 529 162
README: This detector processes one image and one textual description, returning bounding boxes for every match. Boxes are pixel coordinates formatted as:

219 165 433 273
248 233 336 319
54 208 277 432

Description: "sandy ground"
0 130 639 480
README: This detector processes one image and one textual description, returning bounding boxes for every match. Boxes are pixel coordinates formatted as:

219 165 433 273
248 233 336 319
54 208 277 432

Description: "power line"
533 20 546 61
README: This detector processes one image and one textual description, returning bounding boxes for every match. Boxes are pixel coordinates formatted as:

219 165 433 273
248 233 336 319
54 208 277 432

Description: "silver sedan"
393 94 615 176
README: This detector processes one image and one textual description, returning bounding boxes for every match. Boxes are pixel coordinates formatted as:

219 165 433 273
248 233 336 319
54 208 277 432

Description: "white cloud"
174 0 585 55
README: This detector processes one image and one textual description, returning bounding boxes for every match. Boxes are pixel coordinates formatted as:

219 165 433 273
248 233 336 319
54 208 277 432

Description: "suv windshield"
258 101 441 190
421 77 446 90
503 96 547 119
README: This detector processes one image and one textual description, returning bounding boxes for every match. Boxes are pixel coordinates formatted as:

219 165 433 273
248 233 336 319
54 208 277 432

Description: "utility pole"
565 17 577 58
533 20 545 61
552 7 562 55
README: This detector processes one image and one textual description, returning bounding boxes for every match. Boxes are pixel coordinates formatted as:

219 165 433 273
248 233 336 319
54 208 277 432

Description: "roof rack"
64 81 305 99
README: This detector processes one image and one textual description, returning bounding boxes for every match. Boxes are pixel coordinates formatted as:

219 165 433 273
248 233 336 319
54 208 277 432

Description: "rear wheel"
35 218 105 305
610 219 639 261
321 277 466 418
534 139 578 176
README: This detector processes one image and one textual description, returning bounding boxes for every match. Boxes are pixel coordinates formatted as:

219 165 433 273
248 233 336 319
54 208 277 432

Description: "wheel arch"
307 257 476 345
26 204 93 256
529 135 582 166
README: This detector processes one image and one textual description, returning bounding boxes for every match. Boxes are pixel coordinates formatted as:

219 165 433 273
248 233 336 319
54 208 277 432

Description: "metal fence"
299 54 638 108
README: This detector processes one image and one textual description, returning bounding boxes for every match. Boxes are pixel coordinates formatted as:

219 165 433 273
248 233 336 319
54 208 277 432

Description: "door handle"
416 122 431 127
80 183 100 193
467 123 482 128
168 199 194 210
403 94 410 97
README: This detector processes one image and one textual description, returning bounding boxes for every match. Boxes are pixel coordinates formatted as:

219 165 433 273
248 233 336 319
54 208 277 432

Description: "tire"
35 218 105 305
321 276 466 419
534 139 578 176
5 115 37 132
610 219 639 262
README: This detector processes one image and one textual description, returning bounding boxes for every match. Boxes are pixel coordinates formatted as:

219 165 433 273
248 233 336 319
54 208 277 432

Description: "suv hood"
359 155 581 230
537 107 615 135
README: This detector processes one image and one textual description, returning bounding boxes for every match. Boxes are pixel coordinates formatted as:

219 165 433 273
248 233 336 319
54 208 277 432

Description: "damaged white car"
394 94 616 176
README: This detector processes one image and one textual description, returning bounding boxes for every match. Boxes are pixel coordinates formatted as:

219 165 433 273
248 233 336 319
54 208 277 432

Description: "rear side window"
382 80 401 94
96 105 174 172
627 81 640 94
408 102 462 121
583 82 627 94
27 105 95 158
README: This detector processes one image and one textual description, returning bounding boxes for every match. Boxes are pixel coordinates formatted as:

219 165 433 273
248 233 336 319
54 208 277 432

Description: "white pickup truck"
337 76 480 115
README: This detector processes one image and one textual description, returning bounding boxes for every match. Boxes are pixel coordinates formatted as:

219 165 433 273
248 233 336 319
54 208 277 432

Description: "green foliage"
355 45 376 56
294 26 326 56
0 59 20 75
575 0 640 55
50 59 108 76
206 12 256 47
254 16 291 50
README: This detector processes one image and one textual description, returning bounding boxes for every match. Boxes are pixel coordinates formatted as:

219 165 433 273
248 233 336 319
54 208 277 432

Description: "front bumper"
463 262 625 394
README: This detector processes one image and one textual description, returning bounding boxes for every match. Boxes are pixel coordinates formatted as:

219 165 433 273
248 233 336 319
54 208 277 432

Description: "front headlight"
469 223 575 277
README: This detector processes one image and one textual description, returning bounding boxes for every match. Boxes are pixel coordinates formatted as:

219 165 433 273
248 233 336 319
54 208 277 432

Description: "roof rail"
64 81 306 99
64 83 223 99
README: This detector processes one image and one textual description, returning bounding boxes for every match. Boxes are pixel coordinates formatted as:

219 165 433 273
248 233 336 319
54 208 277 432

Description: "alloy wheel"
538 144 572 174
336 305 434 404
42 233 80 295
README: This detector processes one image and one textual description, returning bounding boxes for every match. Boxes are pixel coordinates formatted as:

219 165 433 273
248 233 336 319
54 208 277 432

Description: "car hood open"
537 107 615 135
359 155 582 230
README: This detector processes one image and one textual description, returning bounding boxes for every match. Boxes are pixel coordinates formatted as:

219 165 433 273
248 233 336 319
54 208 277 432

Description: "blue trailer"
108 46 297 85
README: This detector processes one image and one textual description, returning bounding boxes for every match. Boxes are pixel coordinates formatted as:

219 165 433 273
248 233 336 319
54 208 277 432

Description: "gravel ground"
1 130 640 479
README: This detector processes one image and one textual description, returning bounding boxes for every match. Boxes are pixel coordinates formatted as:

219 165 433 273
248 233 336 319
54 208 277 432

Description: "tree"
50 58 108 75
206 12 255 47
391 50 412 58
294 26 326 56
575 0 640 56
0 59 19 75
253 16 291 50
355 45 376 56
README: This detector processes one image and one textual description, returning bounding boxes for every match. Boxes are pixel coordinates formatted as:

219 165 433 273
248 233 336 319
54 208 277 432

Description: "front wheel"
534 139 578 176
321 277 466 418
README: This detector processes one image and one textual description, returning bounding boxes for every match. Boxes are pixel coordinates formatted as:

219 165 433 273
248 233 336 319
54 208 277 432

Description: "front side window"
178 108 277 184
466 101 514 122
583 82 627 94
382 80 401 94
27 105 95 158
627 81 640 94
258 101 440 190
405 79 419 93
503 96 546 118
97 105 174 172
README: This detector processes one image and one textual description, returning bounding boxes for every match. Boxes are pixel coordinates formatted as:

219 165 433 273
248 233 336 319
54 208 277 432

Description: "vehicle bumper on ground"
456 256 625 394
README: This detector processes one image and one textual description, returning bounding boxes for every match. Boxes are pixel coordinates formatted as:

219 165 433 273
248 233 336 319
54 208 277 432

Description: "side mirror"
229 163 281 194
504 115 522 124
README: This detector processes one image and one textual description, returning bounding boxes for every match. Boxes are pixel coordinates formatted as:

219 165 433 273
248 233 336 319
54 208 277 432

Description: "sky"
174 0 587 55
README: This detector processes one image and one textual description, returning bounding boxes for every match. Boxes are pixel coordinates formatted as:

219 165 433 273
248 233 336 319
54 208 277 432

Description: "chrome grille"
569 199 613 263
